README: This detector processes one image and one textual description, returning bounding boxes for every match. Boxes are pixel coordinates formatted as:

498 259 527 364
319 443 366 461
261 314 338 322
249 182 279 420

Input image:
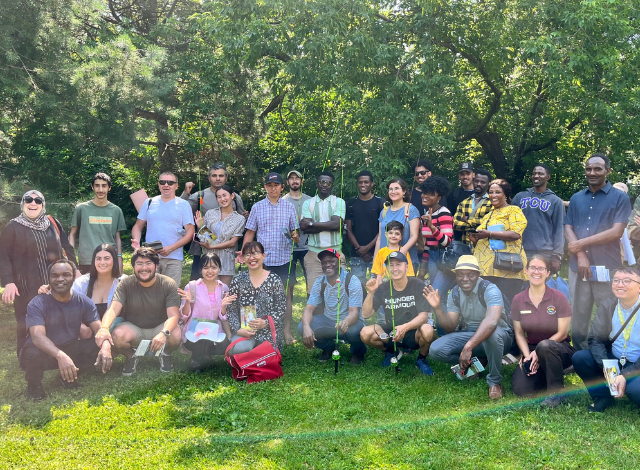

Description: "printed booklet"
451 356 485 380
134 340 165 357
241 305 256 329
603 359 620 396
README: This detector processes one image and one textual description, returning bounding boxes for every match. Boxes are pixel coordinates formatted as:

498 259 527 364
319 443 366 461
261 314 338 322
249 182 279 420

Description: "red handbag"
225 316 283 383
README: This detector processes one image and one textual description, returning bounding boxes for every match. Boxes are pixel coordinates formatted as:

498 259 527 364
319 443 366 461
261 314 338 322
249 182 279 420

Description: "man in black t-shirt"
20 260 112 401
96 247 181 376
360 251 435 375
346 171 385 286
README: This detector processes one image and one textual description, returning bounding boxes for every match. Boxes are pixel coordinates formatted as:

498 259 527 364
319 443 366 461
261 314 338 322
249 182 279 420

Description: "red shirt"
510 286 572 346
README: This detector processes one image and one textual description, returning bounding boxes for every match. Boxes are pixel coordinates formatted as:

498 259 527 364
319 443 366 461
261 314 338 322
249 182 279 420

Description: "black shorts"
381 324 419 352
289 250 308 285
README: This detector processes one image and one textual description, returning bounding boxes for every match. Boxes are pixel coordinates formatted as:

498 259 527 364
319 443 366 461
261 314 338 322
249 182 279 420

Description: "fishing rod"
332 164 346 374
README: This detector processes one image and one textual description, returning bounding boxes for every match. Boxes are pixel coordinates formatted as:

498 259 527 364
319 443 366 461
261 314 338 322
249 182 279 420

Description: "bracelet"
99 326 109 330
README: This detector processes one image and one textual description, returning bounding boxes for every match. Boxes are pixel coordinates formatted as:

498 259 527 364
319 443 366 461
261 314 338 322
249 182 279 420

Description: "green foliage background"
1 0 640 226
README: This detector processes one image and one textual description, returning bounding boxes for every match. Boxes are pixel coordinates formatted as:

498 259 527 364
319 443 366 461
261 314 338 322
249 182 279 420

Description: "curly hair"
419 176 451 198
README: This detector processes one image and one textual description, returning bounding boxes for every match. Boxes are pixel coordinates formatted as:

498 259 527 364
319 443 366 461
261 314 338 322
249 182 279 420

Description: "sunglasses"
23 196 44 204
158 180 177 186
415 170 428 176
317 180 333 187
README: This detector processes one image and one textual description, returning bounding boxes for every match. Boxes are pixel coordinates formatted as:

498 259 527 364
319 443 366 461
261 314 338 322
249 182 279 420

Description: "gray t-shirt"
181 189 245 256
283 193 311 251
112 274 181 329
137 196 195 261
446 278 505 329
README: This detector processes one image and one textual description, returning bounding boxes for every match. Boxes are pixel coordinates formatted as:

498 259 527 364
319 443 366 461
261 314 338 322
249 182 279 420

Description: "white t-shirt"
138 196 195 261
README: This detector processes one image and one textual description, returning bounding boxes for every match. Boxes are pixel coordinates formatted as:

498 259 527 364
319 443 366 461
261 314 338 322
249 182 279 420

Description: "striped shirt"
245 197 299 266
421 206 454 262
301 195 346 253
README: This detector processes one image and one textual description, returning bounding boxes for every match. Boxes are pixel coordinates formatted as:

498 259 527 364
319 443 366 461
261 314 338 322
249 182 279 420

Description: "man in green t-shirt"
69 172 127 274
96 247 181 376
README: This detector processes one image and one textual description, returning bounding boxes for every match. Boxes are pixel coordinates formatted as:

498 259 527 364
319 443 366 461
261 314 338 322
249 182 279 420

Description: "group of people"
2 155 640 415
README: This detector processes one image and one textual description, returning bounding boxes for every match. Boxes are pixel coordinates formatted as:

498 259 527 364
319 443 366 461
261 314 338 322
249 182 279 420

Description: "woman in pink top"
417 176 456 319
178 253 235 372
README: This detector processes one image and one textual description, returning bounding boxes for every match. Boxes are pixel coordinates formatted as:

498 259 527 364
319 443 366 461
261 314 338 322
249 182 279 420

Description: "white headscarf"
12 190 51 231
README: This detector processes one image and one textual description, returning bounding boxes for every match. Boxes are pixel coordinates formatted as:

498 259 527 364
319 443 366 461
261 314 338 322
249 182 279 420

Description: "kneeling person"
426 255 513 399
572 266 640 413
360 251 435 374
20 260 112 401
96 247 181 376
299 249 366 364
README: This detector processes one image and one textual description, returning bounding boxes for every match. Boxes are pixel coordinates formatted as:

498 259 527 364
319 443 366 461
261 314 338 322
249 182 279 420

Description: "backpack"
314 272 366 316
450 279 512 329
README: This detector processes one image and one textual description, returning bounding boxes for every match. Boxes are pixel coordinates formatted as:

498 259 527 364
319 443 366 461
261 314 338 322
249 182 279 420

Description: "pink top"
179 279 229 344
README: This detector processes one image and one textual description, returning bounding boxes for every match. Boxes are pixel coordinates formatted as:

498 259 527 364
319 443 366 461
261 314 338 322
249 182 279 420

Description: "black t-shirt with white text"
372 277 431 326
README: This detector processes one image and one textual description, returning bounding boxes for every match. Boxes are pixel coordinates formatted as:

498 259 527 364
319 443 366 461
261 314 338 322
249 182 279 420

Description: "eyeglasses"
527 266 548 273
612 278 640 286
415 170 428 176
23 196 44 204
245 251 263 258
318 180 333 187
158 180 177 186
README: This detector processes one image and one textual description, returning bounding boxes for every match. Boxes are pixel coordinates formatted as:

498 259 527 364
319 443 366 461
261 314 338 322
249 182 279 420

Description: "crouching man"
426 255 513 399
299 249 366 364
20 260 112 401
96 247 181 376
360 251 436 375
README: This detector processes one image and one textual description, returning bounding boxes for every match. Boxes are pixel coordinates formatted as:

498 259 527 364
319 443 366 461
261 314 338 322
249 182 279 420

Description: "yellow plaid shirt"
453 195 493 244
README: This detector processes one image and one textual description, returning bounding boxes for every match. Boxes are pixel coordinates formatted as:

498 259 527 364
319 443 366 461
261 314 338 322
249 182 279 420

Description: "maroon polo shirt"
511 287 572 346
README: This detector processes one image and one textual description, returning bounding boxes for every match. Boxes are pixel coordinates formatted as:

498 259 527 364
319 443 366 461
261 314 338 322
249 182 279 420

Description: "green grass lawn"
1 259 639 469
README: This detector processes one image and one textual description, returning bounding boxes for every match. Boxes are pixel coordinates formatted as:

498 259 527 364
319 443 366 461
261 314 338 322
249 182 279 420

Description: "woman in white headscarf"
0 191 75 354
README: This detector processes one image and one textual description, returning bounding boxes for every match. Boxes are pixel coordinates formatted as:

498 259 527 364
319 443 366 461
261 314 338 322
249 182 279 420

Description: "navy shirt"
564 182 631 271
25 292 99 347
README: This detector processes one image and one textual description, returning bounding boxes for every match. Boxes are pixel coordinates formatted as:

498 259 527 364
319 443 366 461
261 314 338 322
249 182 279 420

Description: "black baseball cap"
384 251 408 265
265 172 283 184
458 162 474 173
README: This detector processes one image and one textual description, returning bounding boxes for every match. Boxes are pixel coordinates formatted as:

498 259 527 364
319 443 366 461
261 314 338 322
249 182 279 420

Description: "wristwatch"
162 329 170 337
309 221 314 227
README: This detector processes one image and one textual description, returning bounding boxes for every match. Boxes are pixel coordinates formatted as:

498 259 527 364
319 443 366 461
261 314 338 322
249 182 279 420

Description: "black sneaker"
349 355 364 365
588 396 615 413
57 375 81 390
122 356 139 376
27 382 46 402
190 359 205 373
318 349 332 362
159 354 174 373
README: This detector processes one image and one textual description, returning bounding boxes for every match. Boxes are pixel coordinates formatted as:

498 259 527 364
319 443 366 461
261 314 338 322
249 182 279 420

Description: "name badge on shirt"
520 310 532 315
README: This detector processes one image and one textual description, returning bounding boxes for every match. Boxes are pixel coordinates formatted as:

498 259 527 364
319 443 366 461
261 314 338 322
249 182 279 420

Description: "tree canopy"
1 0 639 218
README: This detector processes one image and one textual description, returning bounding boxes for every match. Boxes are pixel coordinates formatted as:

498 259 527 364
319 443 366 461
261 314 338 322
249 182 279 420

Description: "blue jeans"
297 315 367 358
572 349 640 406
349 256 373 287
428 249 457 334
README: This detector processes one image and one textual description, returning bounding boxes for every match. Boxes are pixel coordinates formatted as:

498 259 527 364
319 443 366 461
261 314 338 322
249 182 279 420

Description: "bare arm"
301 303 316 349
362 278 379 319
346 219 359 248
513 320 530 359
131 219 146 250
301 215 341 234
115 231 123 274
462 305 503 353
68 226 77 248
400 218 420 254
548 316 571 343
89 320 113 373
422 285 459 333
94 300 123 347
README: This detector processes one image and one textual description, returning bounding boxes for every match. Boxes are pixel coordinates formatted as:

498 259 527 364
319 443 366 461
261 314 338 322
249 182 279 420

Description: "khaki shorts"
116 322 166 347
158 258 183 286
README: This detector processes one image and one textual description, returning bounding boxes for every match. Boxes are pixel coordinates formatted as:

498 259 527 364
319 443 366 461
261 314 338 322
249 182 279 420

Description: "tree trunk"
475 130 509 180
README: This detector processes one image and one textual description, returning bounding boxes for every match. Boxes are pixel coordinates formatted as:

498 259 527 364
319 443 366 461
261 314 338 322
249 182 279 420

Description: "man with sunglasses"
181 163 247 280
69 172 127 275
360 251 435 373
132 171 195 286
300 171 347 295
425 255 513 399
572 267 640 412
410 159 433 213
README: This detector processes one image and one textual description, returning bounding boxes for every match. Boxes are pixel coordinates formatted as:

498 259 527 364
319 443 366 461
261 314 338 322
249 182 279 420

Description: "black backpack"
450 279 512 329
314 271 366 316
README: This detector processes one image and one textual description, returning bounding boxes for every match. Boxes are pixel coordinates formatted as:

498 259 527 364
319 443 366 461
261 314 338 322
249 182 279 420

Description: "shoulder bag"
225 315 283 383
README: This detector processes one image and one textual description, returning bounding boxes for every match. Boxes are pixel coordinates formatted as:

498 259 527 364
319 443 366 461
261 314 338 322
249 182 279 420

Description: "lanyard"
617 303 639 353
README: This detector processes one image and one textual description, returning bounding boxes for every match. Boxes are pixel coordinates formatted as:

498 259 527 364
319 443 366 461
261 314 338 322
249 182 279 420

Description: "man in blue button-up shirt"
564 154 632 350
